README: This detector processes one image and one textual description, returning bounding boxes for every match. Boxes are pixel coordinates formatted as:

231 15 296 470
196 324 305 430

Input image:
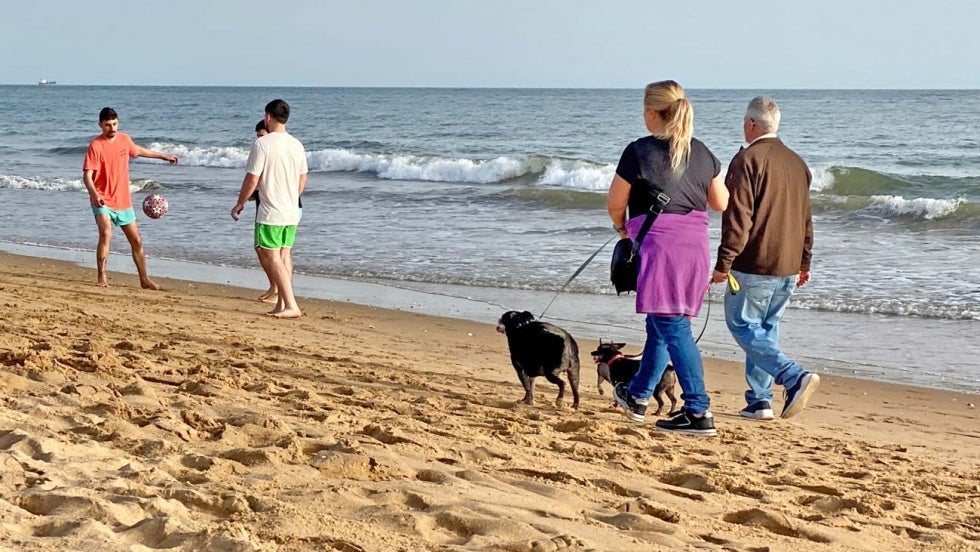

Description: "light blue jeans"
724 270 806 405
627 314 710 415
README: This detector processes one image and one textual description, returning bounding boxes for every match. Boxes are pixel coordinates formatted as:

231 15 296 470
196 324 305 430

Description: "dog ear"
521 311 534 321
613 342 626 350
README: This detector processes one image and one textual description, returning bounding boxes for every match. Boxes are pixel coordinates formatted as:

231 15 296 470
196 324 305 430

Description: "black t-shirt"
615 136 720 217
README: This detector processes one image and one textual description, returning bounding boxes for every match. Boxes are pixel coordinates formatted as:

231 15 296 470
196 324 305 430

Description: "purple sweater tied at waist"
626 210 710 317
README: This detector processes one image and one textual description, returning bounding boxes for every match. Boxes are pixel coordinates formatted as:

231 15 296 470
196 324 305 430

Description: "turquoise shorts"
254 223 297 249
92 206 136 227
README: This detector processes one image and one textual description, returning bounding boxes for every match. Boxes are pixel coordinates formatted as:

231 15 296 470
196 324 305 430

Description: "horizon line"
5 83 980 91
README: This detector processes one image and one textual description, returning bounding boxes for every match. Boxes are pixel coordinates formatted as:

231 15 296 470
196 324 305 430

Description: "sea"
1 86 977 394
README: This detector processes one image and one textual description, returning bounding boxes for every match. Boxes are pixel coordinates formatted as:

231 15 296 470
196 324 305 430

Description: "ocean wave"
306 149 535 183
865 195 967 219
492 188 607 210
810 165 979 222
145 142 616 188
0 175 161 193
793 297 979 321
130 179 162 192
47 145 90 155
537 159 616 191
0 175 85 192
812 165 980 196
812 194 978 222
148 142 249 168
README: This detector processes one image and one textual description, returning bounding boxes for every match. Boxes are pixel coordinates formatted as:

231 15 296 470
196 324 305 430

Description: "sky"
3 0 979 88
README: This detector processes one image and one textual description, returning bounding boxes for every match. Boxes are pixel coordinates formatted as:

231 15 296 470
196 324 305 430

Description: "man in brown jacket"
712 96 820 420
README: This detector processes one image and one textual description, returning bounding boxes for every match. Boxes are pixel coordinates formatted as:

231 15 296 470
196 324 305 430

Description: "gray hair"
745 96 781 133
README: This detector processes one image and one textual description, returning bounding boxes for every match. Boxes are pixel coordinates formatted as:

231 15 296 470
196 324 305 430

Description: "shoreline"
2 240 978 396
1 249 979 550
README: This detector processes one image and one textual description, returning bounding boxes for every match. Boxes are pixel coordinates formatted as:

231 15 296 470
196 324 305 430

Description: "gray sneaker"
781 373 821 419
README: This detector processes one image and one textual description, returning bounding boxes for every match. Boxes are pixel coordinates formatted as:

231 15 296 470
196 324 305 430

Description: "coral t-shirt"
83 133 140 209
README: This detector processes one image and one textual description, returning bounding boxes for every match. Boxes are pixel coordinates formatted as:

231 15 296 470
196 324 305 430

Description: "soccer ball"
142 193 168 219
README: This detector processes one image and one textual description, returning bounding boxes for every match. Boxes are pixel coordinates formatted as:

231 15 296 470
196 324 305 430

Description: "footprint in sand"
723 508 833 543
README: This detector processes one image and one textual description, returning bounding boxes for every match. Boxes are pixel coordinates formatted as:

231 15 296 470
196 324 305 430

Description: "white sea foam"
537 160 616 191
810 166 837 192
148 142 249 168
306 149 533 183
0 175 158 194
144 142 619 187
0 175 85 192
866 195 964 219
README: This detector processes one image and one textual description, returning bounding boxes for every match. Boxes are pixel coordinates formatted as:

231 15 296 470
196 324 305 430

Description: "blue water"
0 86 978 392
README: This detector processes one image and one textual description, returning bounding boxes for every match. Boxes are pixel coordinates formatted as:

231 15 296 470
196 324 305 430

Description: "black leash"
694 291 710 344
538 234 618 320
539 234 713 346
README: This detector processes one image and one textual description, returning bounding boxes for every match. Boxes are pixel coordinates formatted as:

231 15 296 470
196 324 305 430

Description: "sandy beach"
0 251 977 551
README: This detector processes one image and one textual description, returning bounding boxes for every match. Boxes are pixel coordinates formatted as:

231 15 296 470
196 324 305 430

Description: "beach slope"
0 252 977 551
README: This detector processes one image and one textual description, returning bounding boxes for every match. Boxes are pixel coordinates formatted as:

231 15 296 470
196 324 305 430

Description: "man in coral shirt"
83 107 178 289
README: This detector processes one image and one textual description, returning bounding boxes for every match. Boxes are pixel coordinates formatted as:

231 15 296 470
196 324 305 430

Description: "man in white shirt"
231 99 308 318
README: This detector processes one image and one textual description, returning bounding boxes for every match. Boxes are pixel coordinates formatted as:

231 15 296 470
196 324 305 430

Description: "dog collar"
607 353 626 365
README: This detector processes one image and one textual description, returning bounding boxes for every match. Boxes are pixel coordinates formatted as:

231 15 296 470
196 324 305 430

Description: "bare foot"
267 308 302 319
97 276 109 288
141 279 163 291
257 289 278 303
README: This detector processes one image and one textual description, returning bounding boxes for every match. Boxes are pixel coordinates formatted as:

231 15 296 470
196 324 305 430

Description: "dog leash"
538 235 618 320
539 234 714 344
694 292 710 344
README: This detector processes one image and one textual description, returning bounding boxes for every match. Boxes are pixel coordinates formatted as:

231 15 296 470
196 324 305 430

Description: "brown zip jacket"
715 137 813 276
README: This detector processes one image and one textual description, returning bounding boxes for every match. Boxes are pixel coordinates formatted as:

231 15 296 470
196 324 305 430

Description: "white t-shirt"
246 131 308 225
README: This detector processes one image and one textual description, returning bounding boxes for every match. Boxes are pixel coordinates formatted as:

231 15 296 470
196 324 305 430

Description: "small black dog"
591 341 677 416
497 311 580 409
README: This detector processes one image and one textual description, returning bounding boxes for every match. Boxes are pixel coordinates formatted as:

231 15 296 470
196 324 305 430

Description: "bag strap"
629 139 675 258
630 190 670 258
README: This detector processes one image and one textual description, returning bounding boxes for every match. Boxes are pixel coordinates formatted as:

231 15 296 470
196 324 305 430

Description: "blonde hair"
644 80 694 172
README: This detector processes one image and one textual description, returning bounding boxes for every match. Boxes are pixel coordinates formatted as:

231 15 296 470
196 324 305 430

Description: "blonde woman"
606 80 729 436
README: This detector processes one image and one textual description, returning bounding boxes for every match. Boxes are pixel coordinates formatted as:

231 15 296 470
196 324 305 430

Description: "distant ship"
38 78 57 85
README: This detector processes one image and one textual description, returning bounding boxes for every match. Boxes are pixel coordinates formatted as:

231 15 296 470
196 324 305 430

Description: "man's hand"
165 155 179 165
89 192 105 207
796 270 811 287
711 270 728 284
231 202 245 221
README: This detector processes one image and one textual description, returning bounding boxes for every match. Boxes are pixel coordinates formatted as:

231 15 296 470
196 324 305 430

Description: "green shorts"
254 223 297 249
92 206 136 227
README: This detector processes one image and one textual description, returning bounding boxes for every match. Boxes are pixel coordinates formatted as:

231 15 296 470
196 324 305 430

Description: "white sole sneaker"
740 408 775 420
781 373 821 419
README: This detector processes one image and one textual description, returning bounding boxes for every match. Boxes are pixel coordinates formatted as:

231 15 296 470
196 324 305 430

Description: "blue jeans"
628 314 710 415
724 270 806 405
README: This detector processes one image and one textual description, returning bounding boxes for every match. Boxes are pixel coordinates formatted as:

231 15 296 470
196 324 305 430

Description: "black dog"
497 311 580 409
590 341 677 416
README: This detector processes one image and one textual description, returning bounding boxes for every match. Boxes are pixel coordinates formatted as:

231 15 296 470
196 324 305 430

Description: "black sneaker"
613 383 649 423
654 409 717 436
781 372 821 419
740 400 774 420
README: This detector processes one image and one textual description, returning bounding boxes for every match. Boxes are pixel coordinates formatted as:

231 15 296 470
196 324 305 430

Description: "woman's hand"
607 174 631 237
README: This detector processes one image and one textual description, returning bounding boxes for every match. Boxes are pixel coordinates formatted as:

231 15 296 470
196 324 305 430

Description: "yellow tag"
727 273 740 293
